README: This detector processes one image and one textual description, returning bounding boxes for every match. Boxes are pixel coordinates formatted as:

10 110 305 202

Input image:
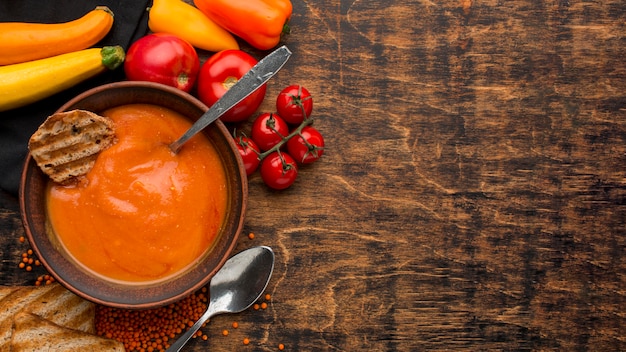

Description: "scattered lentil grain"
243 338 250 345
232 322 239 329
34 274 56 286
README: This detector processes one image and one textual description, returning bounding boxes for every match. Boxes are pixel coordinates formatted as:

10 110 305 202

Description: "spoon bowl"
166 246 275 352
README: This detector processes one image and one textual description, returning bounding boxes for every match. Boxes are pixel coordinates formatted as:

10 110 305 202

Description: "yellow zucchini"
0 46 125 112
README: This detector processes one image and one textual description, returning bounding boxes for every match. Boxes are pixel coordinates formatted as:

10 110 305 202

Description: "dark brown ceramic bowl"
19 81 247 309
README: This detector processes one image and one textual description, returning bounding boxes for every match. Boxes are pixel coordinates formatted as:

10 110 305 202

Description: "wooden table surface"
2 0 626 350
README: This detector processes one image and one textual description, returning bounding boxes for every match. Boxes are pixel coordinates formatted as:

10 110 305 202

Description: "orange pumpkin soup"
46 104 228 283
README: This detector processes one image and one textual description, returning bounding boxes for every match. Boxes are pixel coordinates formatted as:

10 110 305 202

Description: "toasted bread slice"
0 284 95 351
0 286 20 302
22 284 95 334
11 312 125 352
28 109 116 184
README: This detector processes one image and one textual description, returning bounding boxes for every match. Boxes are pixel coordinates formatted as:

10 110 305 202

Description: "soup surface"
46 104 228 283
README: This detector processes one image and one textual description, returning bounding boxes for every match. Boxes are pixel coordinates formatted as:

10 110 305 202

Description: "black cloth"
0 0 150 196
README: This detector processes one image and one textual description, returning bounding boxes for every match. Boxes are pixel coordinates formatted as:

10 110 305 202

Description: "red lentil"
243 338 250 345
265 293 271 301
18 243 51 285
261 302 268 310
222 329 229 336
279 343 285 350
95 288 209 352
232 322 239 329
34 274 56 286
248 232 255 240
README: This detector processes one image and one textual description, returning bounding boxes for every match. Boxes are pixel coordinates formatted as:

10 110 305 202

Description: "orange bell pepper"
193 0 292 51
148 0 239 52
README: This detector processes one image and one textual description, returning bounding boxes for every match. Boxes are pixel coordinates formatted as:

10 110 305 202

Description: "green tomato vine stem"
235 93 319 167
257 116 314 161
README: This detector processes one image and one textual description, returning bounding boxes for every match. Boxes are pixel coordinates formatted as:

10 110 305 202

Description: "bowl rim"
19 81 248 309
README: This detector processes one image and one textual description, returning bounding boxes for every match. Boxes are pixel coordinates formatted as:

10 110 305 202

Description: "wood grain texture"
1 0 625 350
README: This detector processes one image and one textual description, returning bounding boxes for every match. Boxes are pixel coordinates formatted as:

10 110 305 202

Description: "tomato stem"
238 96 318 163
257 117 314 161
276 150 296 175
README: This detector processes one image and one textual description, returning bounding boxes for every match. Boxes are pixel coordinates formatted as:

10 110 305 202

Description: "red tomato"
234 135 260 176
251 112 289 151
197 50 267 123
287 126 325 164
124 33 200 92
276 85 313 125
260 152 298 190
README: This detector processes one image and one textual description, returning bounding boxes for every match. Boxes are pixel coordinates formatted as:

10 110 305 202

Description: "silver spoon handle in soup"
169 46 292 153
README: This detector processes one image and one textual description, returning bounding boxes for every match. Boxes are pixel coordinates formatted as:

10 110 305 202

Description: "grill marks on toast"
0 284 96 351
11 312 125 351
0 287 19 302
28 110 116 184
21 284 95 334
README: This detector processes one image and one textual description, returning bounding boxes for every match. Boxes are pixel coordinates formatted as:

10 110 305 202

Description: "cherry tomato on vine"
251 112 289 151
124 33 200 92
197 49 266 122
234 135 260 175
287 126 325 164
260 152 298 190
276 85 313 125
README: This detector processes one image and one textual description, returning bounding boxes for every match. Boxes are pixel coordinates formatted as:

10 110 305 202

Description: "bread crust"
28 109 116 184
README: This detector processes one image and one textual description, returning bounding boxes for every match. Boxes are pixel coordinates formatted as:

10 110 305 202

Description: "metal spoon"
169 46 292 153
166 246 275 352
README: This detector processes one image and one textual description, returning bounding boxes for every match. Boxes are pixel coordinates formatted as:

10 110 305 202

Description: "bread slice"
10 312 125 352
28 109 116 184
21 284 95 334
0 287 20 302
0 284 95 351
